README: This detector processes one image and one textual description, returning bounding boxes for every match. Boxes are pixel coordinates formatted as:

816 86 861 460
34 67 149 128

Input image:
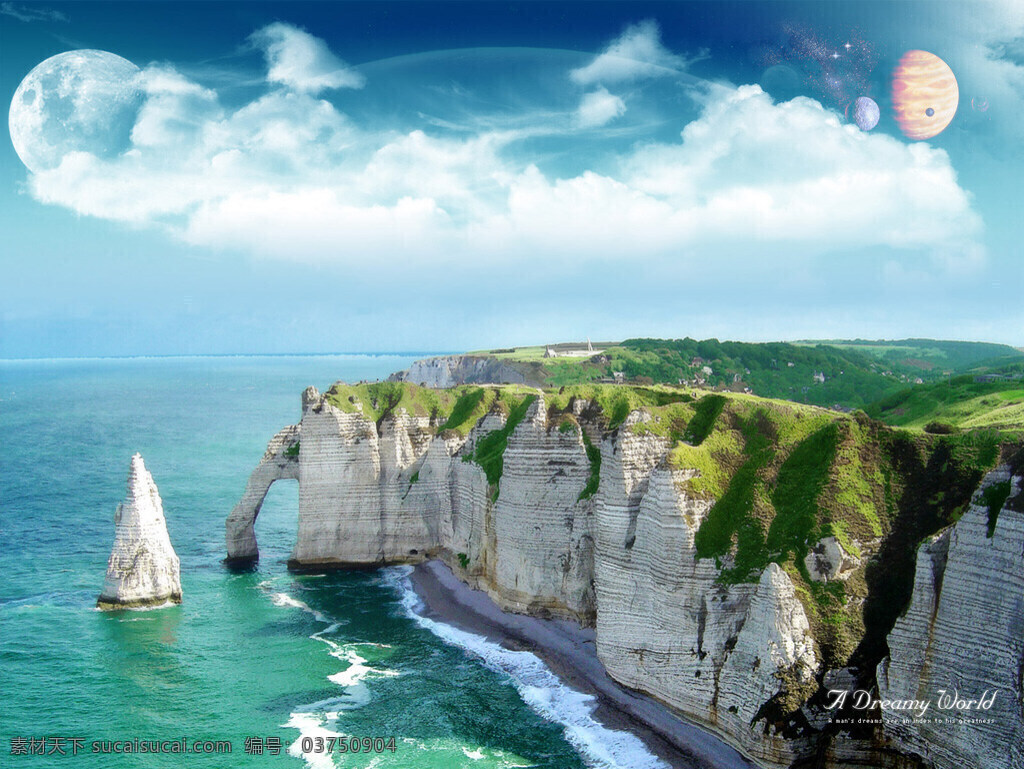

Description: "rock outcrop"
225 424 300 565
226 384 1021 769
98 454 182 610
877 465 1023 769
389 355 533 388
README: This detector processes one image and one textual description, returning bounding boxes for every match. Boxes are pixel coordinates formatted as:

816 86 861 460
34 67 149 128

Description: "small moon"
890 49 958 141
8 49 143 174
852 96 880 130
759 64 802 101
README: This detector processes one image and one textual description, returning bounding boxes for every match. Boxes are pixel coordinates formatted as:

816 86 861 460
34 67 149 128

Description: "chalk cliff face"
225 424 300 565
390 355 532 388
595 459 818 765
877 466 1024 769
98 454 182 609
226 384 1022 769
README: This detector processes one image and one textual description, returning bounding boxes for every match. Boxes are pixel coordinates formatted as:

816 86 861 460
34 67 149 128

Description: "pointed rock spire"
97 454 182 610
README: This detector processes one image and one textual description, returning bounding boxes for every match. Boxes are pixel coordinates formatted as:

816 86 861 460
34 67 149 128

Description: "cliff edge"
226 382 1022 768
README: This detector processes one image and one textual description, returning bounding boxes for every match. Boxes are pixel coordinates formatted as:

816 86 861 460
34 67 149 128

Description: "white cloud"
570 20 704 85
952 0 1024 141
0 2 67 23
622 86 981 253
251 22 365 93
184 191 452 261
22 27 983 273
131 66 221 149
576 87 626 127
480 86 982 266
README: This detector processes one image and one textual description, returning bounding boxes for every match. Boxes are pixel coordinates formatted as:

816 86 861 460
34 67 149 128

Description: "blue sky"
2 1 1021 358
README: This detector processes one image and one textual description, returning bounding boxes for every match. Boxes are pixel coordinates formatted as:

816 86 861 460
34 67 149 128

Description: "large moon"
890 50 958 141
8 49 142 174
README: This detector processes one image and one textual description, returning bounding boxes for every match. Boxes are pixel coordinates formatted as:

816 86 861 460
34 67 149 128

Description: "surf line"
381 565 670 769
259 579 395 769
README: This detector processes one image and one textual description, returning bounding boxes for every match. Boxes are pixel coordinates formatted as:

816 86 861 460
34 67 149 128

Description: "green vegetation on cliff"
545 384 691 430
864 375 1024 433
471 337 1024 413
646 389 1006 668
471 393 537 497
685 399 838 584
578 431 601 501
438 387 494 435
982 480 1012 537
683 394 725 444
317 378 1013 672
325 381 458 425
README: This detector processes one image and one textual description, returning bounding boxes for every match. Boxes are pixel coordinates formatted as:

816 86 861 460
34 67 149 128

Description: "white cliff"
98 454 182 609
595 458 818 766
226 384 1022 769
877 465 1024 769
390 355 530 388
482 395 596 621
225 423 300 564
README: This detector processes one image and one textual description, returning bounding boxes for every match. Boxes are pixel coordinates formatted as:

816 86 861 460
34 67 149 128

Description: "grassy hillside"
865 375 1024 433
471 337 1024 410
632 391 1006 669
793 338 1024 373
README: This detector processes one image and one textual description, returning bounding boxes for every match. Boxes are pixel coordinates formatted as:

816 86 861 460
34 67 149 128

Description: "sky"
1 0 1022 358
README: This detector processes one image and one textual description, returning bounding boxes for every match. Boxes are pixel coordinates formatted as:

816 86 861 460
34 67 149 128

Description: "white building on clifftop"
544 338 604 358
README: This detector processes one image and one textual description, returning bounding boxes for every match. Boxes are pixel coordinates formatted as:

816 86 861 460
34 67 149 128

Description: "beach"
409 560 760 769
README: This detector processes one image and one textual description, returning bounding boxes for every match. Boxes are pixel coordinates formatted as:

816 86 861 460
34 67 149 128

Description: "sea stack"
97 453 182 610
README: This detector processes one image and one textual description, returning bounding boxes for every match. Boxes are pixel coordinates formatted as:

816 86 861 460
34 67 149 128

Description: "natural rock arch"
224 424 300 566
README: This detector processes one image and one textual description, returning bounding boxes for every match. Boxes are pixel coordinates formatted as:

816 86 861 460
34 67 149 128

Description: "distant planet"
890 49 958 140
8 49 142 173
852 96 880 130
759 64 802 101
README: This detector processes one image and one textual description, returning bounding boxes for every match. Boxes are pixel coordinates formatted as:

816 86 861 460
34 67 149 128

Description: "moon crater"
8 49 143 174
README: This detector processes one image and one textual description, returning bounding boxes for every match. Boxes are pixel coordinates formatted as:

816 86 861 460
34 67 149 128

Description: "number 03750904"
299 736 397 754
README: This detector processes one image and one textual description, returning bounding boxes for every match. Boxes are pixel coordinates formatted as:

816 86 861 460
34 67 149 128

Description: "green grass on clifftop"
437 387 495 436
546 384 691 430
325 381 458 424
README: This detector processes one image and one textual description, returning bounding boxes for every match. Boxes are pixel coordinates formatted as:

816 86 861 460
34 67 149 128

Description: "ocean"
0 355 667 769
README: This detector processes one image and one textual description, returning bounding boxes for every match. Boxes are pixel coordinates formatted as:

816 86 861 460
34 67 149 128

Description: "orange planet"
891 50 959 140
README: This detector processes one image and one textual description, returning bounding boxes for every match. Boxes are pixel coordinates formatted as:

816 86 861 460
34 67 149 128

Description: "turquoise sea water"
0 356 668 769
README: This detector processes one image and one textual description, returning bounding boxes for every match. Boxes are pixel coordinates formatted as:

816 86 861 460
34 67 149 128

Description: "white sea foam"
381 566 670 769
90 599 179 613
269 584 399 769
284 712 342 769
266 590 331 623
